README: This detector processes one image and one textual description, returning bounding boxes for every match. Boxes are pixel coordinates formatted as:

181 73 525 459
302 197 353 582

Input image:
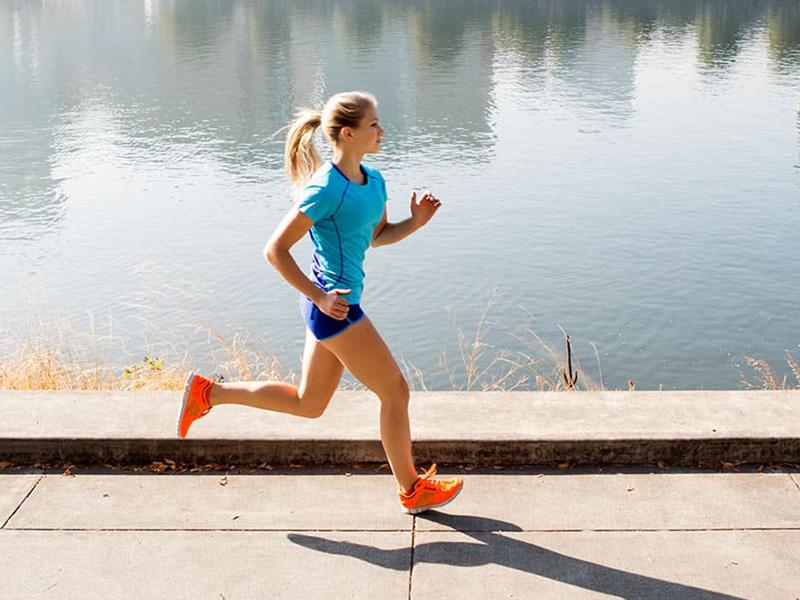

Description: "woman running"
177 91 463 515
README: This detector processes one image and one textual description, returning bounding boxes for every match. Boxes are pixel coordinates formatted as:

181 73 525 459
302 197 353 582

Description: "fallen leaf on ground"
721 461 744 469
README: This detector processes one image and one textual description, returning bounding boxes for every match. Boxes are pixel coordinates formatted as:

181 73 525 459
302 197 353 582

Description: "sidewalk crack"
790 472 800 493
2 474 44 530
407 516 416 600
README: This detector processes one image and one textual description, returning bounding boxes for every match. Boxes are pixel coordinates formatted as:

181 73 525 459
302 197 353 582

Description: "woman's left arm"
370 191 441 248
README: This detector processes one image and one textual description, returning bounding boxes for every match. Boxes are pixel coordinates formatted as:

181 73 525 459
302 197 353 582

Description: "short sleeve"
295 184 336 223
380 175 388 203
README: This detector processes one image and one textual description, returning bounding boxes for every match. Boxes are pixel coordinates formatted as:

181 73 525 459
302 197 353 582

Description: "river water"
1 0 798 390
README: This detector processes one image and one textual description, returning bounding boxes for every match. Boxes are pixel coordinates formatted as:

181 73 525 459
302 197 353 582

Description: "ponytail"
284 109 323 188
284 92 377 190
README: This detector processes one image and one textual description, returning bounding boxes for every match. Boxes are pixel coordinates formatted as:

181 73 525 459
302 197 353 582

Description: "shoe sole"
177 371 197 438
401 482 463 515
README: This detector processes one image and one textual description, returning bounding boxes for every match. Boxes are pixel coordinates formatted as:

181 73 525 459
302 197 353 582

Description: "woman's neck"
332 148 365 184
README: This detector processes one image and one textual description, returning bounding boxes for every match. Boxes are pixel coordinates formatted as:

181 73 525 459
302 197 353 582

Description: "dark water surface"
1 0 799 389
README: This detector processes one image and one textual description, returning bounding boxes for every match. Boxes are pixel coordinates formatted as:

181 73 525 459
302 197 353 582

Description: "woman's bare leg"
207 328 345 419
320 316 419 493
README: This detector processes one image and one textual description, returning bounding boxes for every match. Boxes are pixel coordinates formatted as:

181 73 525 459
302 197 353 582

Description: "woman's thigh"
298 327 345 412
320 315 408 399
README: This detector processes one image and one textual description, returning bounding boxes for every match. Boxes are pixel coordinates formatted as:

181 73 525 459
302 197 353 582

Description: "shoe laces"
420 463 437 480
403 464 440 495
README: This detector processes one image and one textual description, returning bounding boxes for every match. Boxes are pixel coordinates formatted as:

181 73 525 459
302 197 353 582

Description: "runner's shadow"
287 513 744 599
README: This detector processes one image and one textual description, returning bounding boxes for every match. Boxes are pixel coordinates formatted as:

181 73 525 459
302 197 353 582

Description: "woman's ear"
340 126 353 142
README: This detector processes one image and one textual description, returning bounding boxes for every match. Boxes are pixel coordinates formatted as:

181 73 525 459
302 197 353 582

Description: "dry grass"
399 287 604 392
0 307 189 390
185 320 297 387
739 352 800 390
0 302 363 391
2 290 797 392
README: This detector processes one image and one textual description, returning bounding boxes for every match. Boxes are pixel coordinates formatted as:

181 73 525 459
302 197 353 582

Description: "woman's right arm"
264 208 351 320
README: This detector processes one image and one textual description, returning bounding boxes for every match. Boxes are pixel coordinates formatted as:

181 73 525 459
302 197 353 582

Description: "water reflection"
403 1 497 162
2 0 800 389
334 0 384 52
2 0 798 225
767 2 800 75
694 0 765 73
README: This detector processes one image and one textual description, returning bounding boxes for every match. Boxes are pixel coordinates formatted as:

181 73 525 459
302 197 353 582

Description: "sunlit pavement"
2 466 799 599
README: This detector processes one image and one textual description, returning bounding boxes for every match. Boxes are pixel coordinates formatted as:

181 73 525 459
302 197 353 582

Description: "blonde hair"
284 91 377 188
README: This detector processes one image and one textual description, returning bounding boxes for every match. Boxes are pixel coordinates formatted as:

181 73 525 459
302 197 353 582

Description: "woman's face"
344 104 383 154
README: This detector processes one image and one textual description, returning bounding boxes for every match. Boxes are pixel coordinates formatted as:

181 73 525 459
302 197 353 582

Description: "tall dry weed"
739 353 800 390
398 287 604 392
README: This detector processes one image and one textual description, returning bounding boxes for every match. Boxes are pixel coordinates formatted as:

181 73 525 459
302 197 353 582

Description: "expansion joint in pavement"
789 472 800 492
407 516 416 600
1 473 43 529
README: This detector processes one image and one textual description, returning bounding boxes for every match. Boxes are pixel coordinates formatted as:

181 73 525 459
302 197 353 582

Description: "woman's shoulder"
305 162 346 195
361 163 384 182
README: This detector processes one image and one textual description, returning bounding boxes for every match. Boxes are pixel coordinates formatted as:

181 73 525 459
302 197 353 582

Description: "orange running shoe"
398 464 463 515
177 371 213 439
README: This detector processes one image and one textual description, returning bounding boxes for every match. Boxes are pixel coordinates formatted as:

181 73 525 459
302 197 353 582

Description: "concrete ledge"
2 390 799 466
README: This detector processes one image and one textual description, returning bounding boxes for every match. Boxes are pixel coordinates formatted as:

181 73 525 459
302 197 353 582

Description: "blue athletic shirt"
295 160 387 305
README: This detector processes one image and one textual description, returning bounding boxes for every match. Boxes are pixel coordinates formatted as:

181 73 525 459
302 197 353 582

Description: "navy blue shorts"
299 293 365 342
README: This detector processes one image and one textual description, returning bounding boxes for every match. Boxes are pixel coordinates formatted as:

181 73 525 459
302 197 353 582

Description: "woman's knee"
377 373 410 406
297 331 343 419
296 388 335 419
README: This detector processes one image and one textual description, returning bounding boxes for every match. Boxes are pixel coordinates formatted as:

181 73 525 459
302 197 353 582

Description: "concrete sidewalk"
3 390 800 466
2 465 799 599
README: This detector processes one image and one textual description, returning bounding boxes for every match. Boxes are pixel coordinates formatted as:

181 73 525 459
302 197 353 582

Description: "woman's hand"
410 191 442 229
315 288 352 320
